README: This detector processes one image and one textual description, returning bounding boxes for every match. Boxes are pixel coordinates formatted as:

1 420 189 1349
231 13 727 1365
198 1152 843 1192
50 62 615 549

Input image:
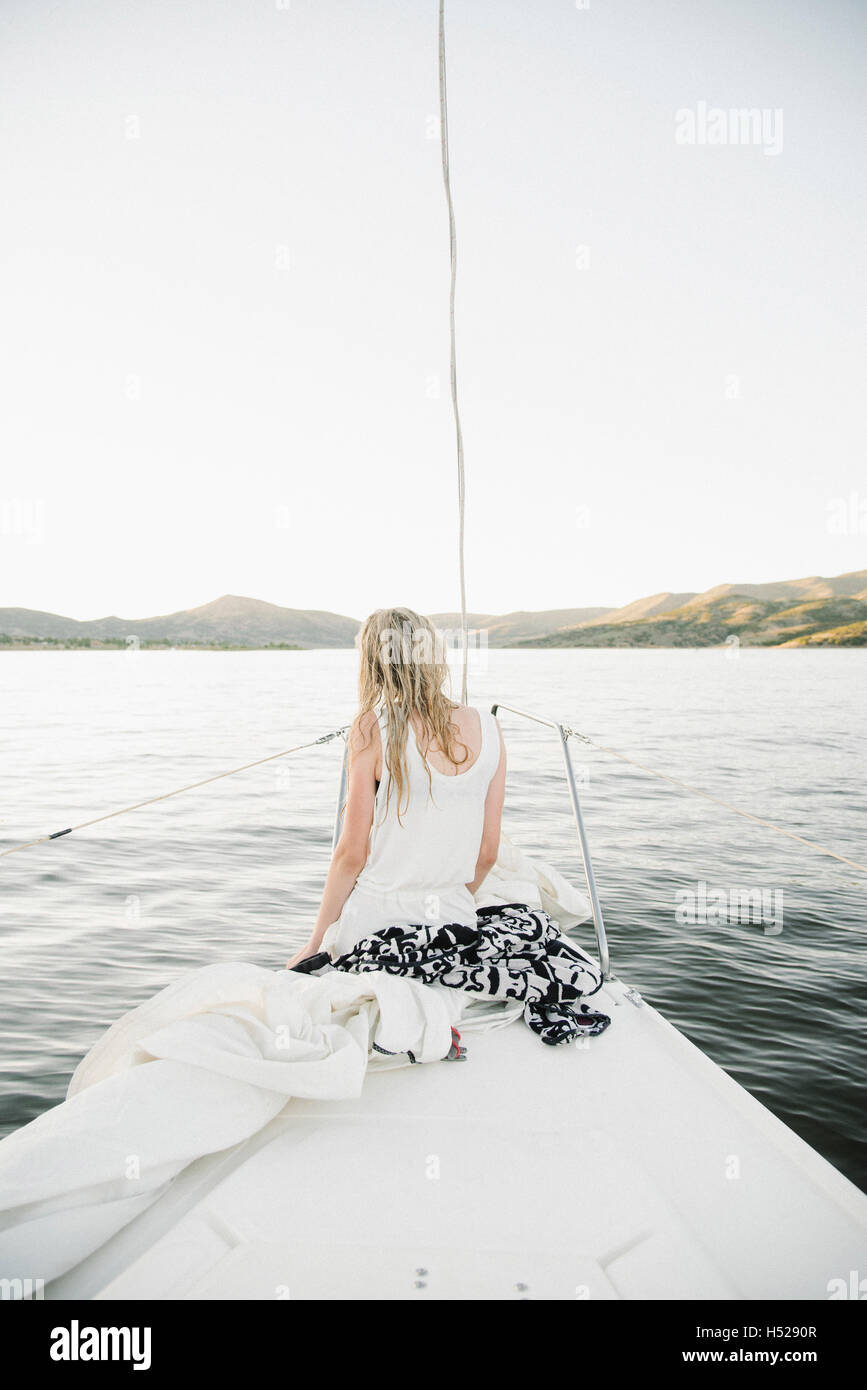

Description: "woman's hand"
285 942 318 970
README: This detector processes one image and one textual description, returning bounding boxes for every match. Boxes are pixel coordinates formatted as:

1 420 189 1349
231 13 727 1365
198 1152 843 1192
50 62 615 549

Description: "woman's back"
409 703 486 777
321 702 502 955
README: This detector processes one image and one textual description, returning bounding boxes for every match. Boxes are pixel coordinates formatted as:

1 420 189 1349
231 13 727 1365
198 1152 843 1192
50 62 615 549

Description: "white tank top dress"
321 703 502 959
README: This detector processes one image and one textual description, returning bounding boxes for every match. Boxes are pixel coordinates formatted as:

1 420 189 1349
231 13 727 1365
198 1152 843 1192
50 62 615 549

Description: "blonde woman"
286 607 505 969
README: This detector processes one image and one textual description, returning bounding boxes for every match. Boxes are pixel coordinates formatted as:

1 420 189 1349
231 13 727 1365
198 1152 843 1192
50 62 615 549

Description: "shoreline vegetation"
2 638 864 650
517 599 867 649
3 620 866 652
0 637 303 651
2 569 865 650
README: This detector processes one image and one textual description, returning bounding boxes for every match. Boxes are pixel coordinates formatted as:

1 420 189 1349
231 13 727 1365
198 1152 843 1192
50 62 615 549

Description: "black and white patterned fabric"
330 903 611 1047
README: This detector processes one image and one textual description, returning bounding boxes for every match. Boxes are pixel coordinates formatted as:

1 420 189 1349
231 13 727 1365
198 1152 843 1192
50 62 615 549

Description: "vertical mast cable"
438 0 469 704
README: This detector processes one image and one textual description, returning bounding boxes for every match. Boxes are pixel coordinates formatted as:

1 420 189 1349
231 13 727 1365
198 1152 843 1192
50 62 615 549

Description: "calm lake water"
1 648 865 1190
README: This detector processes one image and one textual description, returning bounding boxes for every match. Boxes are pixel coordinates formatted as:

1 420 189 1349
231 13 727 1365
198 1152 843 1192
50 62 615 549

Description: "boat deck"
47 974 867 1301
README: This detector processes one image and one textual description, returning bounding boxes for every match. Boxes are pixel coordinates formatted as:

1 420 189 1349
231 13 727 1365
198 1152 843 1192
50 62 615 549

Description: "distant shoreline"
0 639 304 652
2 639 864 653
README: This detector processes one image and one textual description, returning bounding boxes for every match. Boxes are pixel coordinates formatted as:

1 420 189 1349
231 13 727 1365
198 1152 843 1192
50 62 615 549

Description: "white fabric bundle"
0 967 455 1283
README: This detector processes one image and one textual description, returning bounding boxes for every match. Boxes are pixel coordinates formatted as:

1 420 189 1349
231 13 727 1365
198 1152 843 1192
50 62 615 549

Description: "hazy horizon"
3 557 866 625
2 0 865 622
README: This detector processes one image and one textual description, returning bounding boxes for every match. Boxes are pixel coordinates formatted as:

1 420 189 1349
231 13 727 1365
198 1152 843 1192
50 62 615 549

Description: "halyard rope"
438 0 469 705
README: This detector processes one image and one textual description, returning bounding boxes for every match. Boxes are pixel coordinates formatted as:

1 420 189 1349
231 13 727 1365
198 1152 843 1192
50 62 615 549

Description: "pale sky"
1 0 865 622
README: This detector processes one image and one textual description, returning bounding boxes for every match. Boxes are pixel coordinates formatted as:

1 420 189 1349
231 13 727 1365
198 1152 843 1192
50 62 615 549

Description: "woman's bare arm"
286 712 379 967
466 720 506 895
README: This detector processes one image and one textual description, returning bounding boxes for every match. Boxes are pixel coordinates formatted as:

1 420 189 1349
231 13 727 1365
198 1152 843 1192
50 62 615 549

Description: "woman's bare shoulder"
453 702 500 729
348 708 381 757
449 700 487 718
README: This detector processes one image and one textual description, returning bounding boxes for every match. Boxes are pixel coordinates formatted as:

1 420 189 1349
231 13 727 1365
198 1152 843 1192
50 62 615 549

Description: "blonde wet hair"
355 606 469 823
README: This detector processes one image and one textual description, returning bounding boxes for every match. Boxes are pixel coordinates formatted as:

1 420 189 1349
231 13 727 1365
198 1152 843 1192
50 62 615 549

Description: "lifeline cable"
0 726 349 860
564 727 867 876
5 719 862 876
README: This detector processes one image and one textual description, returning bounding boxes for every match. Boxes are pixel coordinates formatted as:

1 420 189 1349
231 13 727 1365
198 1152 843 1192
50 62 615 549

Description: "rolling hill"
519 575 867 649
429 607 613 645
0 595 359 649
